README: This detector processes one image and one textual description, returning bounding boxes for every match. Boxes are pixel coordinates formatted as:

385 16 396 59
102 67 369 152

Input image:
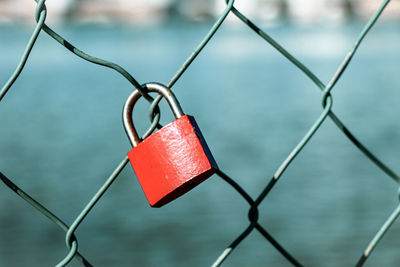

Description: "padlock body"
128 115 218 207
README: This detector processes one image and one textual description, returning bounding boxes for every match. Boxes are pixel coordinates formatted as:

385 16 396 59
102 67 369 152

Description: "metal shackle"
123 82 184 147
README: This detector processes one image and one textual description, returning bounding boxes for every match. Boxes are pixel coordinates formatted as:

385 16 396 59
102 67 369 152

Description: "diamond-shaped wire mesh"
1 0 399 266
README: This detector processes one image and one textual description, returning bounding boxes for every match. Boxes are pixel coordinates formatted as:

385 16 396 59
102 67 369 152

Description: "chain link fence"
1 0 399 266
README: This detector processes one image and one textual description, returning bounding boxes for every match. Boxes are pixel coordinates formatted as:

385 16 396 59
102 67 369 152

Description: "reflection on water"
0 22 400 266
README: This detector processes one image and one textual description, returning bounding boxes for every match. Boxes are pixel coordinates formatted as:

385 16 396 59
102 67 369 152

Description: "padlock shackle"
123 82 184 147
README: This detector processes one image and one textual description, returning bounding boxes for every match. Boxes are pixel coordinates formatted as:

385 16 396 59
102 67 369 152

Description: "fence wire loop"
1 0 399 266
248 205 259 223
34 0 47 22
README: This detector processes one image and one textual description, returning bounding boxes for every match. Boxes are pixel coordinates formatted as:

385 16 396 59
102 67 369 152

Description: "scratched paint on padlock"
128 115 218 207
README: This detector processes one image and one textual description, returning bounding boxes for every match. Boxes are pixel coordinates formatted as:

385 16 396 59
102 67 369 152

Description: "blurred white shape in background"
213 0 284 25
0 0 36 24
287 0 348 25
0 0 399 25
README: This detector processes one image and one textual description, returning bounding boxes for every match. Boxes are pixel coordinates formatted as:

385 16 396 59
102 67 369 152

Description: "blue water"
1 22 400 266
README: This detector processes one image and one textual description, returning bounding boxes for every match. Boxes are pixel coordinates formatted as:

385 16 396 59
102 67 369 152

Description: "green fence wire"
1 0 399 266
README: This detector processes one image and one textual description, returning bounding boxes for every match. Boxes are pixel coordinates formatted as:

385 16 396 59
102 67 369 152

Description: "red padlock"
123 83 218 207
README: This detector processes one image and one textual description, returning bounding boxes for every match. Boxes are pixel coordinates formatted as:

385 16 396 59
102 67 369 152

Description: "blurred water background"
1 5 400 267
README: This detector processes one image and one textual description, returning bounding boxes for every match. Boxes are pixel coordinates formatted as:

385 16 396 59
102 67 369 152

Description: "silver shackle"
123 83 184 147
